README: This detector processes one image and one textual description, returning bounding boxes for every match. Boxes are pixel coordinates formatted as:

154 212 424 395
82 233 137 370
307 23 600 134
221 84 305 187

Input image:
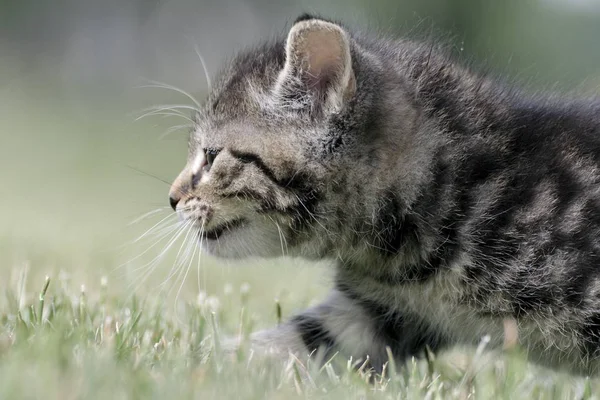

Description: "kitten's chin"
199 221 289 259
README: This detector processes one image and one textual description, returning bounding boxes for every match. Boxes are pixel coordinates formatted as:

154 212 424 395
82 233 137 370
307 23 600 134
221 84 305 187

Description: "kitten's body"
168 15 600 374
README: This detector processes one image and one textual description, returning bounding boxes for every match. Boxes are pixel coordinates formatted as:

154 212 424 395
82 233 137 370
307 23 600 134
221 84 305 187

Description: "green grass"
1 267 598 400
1 77 598 400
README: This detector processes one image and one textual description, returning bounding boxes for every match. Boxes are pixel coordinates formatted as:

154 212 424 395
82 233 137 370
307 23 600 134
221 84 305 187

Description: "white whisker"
153 111 196 124
175 229 200 304
134 104 199 122
159 124 195 139
125 220 193 295
149 221 187 239
127 207 171 226
183 35 212 93
193 44 212 92
126 220 192 286
136 80 201 108
197 221 205 293
118 223 183 272
134 212 180 243
160 222 196 287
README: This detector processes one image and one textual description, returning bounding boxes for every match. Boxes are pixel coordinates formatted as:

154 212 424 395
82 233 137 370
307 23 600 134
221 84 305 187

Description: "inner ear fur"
276 18 355 112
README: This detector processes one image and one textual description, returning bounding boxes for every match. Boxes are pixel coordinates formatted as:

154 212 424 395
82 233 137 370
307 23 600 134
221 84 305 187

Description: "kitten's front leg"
249 289 446 371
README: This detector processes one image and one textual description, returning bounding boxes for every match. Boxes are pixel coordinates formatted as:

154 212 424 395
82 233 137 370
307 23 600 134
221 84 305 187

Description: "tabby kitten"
168 14 600 374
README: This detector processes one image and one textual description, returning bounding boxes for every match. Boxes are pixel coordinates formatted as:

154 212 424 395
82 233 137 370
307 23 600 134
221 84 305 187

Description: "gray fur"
168 15 600 374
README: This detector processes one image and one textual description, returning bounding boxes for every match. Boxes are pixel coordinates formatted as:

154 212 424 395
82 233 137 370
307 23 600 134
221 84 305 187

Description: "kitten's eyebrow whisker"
148 111 195 125
159 124 195 139
183 35 212 93
136 80 202 108
134 105 199 122
140 104 200 112
193 44 212 92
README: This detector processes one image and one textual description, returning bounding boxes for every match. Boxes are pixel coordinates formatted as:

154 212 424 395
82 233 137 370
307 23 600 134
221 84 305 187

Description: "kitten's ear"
276 18 355 112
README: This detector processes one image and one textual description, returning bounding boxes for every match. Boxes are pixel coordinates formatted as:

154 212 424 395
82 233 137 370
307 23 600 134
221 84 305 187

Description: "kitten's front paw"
218 335 244 358
218 330 299 363
249 326 307 357
216 326 309 366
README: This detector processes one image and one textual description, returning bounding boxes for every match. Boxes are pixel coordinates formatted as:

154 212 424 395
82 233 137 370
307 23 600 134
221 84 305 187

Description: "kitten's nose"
169 196 180 211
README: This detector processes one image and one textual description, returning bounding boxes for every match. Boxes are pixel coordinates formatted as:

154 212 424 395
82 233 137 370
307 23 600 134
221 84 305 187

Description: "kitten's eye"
204 148 220 169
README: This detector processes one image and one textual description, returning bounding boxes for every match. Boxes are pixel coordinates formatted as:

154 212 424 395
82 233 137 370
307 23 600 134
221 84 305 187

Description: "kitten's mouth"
202 218 246 240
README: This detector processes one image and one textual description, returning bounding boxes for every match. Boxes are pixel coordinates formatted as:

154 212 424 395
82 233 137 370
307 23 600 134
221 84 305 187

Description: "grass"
1 76 598 400
1 266 598 400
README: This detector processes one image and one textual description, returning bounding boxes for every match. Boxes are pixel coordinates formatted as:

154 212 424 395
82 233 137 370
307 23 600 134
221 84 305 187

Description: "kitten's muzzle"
177 198 213 220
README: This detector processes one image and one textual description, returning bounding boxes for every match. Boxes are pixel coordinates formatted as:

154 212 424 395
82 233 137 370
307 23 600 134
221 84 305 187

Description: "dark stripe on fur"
230 150 280 184
335 281 447 360
229 150 317 193
372 190 419 255
290 314 336 356
226 151 322 236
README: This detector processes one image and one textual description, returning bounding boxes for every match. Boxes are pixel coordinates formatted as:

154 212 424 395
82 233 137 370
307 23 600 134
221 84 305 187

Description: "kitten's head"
169 16 407 259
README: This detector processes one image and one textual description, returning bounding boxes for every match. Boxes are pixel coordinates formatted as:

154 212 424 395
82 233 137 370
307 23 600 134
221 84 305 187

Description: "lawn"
0 81 596 400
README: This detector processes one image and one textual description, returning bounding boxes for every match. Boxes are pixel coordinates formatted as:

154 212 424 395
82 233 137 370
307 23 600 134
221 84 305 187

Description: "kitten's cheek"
197 223 288 259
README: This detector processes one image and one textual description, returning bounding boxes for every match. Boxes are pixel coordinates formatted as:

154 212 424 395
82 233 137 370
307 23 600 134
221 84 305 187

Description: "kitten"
168 14 600 374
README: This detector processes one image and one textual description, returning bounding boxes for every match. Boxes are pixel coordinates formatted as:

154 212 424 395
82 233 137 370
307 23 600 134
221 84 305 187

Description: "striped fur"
168 15 600 374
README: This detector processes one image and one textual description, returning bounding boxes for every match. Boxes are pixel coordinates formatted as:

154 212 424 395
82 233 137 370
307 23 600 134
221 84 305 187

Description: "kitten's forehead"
200 40 286 123
193 40 314 152
191 33 333 158
194 118 304 156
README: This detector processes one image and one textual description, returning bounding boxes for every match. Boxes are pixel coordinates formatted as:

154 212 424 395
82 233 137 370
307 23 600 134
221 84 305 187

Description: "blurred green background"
1 0 600 311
